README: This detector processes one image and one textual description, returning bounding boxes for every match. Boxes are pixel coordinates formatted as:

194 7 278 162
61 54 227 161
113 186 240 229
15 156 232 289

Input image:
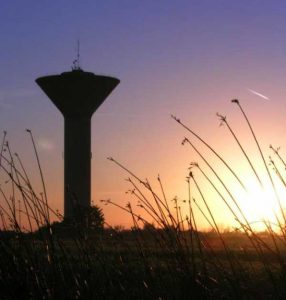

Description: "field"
1 227 286 299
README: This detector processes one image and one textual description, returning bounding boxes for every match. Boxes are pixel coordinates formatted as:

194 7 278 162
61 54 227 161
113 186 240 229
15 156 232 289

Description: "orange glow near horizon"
2 126 286 234
2 94 286 234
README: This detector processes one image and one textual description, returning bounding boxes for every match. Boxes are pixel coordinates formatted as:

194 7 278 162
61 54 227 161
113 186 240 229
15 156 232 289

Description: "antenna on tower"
72 39 81 70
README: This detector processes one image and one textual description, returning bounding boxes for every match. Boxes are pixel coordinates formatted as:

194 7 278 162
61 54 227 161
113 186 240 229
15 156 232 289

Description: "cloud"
0 100 13 110
0 88 37 110
37 138 55 151
247 88 270 100
0 89 36 100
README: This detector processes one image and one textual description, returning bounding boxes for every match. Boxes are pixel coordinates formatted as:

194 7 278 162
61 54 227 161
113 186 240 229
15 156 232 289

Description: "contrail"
247 88 270 100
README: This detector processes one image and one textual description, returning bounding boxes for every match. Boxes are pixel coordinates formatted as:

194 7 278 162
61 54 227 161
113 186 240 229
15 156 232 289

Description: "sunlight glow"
235 178 283 232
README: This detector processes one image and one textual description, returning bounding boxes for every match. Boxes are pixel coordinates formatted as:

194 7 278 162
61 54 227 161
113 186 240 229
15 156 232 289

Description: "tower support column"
64 117 91 217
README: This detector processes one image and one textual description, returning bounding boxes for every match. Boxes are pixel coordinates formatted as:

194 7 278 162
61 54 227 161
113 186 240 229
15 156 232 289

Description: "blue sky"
1 1 286 227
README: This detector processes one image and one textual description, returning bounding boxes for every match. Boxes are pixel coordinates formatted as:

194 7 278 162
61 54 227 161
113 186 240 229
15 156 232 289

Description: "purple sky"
1 1 286 228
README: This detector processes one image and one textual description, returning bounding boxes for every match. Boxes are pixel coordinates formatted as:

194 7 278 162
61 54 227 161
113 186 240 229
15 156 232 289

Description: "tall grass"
1 100 286 298
106 99 286 298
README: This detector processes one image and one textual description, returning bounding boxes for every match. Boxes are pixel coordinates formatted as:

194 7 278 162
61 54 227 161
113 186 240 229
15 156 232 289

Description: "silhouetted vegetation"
2 100 286 298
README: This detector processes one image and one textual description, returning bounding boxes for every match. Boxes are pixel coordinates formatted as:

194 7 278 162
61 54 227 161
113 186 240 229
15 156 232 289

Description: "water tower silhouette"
36 68 119 218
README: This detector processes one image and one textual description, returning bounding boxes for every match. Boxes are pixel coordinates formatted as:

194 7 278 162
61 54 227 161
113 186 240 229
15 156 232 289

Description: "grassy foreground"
1 226 286 299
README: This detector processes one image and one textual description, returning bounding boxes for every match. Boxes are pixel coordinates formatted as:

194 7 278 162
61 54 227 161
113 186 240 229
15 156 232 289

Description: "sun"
235 178 284 232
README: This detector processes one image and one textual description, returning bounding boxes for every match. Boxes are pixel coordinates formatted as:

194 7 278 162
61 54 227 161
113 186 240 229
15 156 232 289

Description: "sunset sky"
1 1 286 229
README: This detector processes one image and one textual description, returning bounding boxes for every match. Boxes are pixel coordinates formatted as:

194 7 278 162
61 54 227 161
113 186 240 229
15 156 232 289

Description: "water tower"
36 67 119 218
